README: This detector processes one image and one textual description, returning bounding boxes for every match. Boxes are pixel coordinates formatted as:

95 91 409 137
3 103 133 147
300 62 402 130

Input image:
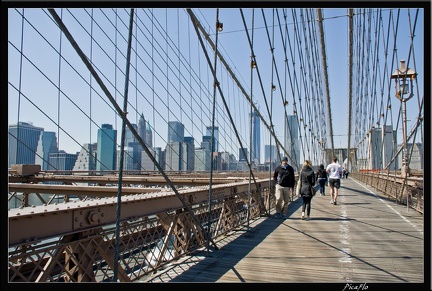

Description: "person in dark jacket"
299 160 316 220
272 156 295 219
316 164 327 196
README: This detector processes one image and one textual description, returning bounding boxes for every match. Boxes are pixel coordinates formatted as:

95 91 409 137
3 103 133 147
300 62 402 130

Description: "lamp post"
390 60 416 207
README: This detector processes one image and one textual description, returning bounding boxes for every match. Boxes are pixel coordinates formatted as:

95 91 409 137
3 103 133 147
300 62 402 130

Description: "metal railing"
8 175 275 282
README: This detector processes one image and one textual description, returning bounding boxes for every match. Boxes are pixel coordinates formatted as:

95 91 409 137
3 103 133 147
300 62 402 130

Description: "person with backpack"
316 164 328 196
297 160 316 220
272 156 295 219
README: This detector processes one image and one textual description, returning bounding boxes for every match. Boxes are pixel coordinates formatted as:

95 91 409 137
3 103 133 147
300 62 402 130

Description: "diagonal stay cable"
47 8 219 251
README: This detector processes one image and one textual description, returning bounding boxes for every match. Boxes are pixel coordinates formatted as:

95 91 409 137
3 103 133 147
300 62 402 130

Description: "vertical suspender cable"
89 9 94 174
15 9 25 166
206 8 220 255
347 9 354 172
113 8 134 282
247 8 255 231
56 9 63 161
268 8 276 213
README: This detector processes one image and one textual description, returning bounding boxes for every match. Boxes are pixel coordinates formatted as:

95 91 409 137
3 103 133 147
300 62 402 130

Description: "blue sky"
8 7 425 165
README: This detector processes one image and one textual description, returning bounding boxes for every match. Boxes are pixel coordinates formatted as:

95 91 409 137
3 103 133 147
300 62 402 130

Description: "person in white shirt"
326 157 343 205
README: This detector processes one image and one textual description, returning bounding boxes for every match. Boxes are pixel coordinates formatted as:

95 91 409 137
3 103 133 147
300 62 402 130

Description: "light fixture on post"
390 59 416 179
216 21 223 32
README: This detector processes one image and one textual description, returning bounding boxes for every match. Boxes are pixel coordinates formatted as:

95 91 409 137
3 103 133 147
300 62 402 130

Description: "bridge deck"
143 177 424 284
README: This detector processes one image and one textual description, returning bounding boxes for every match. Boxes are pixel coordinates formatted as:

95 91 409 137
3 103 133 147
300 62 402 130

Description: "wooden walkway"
143 177 425 285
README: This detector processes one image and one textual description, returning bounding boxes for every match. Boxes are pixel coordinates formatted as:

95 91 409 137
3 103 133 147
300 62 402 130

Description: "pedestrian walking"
316 164 327 196
272 156 295 219
297 160 316 220
326 157 343 205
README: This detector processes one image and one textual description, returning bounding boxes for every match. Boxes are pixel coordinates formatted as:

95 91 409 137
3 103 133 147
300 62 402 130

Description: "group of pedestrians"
272 156 344 221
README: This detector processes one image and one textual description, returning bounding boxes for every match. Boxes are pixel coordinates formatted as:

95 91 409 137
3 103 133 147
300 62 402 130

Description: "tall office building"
8 122 44 167
96 124 117 171
228 154 238 171
48 150 77 171
73 143 97 171
116 146 135 171
250 111 261 164
238 147 249 161
125 123 138 146
194 147 210 171
167 121 184 143
125 141 142 170
35 131 59 170
285 115 300 170
154 147 162 168
202 135 215 153
141 147 156 171
138 113 153 147
220 152 231 171
368 127 382 170
183 137 195 171
165 121 184 171
165 141 182 171
382 125 397 170
205 126 219 152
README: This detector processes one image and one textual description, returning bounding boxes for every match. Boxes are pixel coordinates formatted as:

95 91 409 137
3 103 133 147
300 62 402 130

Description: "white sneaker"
330 199 334 204
301 212 305 220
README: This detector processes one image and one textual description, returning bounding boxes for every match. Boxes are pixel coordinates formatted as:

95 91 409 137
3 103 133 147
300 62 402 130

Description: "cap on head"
282 157 288 162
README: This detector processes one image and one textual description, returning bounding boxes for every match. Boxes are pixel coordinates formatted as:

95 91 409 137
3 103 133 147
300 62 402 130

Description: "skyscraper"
145 120 153 148
194 148 210 171
368 127 382 170
138 113 153 147
48 150 78 171
165 141 182 171
35 131 58 170
206 126 219 152
382 125 397 170
73 143 97 171
166 121 185 171
96 124 117 171
125 123 137 144
183 136 195 171
8 122 44 167
250 111 260 165
167 121 184 143
238 147 249 161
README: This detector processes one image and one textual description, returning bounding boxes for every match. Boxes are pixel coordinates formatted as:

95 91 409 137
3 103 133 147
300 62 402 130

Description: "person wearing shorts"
326 157 343 205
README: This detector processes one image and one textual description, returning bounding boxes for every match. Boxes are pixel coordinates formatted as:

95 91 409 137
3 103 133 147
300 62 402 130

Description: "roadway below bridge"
143 177 425 285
